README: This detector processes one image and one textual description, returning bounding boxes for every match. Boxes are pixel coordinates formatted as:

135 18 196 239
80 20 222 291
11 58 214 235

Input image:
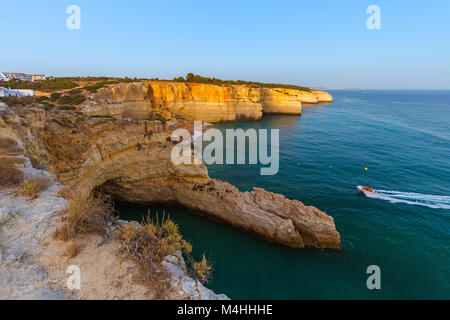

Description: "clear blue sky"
2 0 450 89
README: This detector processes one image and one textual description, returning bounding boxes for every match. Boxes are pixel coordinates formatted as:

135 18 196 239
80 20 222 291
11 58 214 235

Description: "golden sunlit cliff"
80 82 333 122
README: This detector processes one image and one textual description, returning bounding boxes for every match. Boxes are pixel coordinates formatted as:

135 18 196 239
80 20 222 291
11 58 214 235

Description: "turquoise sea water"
119 90 450 299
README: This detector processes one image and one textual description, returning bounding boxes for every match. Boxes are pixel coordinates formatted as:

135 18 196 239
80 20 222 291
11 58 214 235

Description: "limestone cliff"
81 82 333 121
0 131 227 300
82 82 262 122
311 90 333 103
259 88 304 114
0 105 340 249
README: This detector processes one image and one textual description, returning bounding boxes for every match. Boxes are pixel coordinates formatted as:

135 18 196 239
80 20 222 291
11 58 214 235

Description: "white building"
0 72 46 82
32 74 46 81
0 73 8 82
0 87 34 97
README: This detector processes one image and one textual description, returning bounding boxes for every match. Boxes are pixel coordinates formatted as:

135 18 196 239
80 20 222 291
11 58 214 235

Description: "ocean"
118 90 450 299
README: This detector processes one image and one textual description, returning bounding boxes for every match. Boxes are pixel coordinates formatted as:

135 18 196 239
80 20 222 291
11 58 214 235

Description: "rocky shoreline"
0 82 339 299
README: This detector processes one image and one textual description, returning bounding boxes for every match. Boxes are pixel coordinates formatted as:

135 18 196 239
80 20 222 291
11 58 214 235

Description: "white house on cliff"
0 72 46 82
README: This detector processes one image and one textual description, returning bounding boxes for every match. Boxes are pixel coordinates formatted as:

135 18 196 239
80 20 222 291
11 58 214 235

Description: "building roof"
2 72 45 76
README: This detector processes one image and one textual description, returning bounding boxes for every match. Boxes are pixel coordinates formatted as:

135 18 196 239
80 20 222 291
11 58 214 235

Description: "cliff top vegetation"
170 73 312 92
1 74 311 92
0 78 79 91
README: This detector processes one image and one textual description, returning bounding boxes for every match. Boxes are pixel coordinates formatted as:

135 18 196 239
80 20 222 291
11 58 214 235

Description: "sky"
2 0 450 89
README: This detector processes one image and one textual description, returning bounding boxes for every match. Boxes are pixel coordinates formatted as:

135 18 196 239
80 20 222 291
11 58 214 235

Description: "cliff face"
311 90 333 103
260 88 332 113
259 88 304 114
81 82 333 121
0 106 340 249
82 82 263 122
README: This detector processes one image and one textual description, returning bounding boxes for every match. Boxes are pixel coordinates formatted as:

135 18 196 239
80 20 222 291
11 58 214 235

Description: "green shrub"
36 96 49 102
0 78 78 91
50 92 62 101
58 94 86 105
84 83 105 93
83 81 116 93
67 88 82 95
179 73 312 92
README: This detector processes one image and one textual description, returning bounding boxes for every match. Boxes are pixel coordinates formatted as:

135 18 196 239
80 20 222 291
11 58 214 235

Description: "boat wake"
364 189 450 209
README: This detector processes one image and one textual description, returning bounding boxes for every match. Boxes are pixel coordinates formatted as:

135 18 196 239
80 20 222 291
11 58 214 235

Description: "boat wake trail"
365 190 450 209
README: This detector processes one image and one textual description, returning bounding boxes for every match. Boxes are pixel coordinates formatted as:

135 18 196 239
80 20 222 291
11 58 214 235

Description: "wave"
364 189 450 209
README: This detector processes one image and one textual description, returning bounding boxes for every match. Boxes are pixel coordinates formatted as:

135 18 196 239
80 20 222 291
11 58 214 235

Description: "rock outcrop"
0 106 340 249
81 82 333 121
259 88 304 114
0 140 227 300
310 90 333 103
0 155 68 300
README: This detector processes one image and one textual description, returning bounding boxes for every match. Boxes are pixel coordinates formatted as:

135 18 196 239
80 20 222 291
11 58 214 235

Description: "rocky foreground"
0 146 227 299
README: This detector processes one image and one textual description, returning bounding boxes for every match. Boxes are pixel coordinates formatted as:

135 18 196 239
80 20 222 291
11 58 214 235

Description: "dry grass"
191 254 213 284
53 221 72 242
65 241 82 259
119 211 192 262
0 156 24 189
56 186 75 199
54 192 115 242
53 192 212 296
118 213 173 296
118 210 212 289
20 178 49 198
